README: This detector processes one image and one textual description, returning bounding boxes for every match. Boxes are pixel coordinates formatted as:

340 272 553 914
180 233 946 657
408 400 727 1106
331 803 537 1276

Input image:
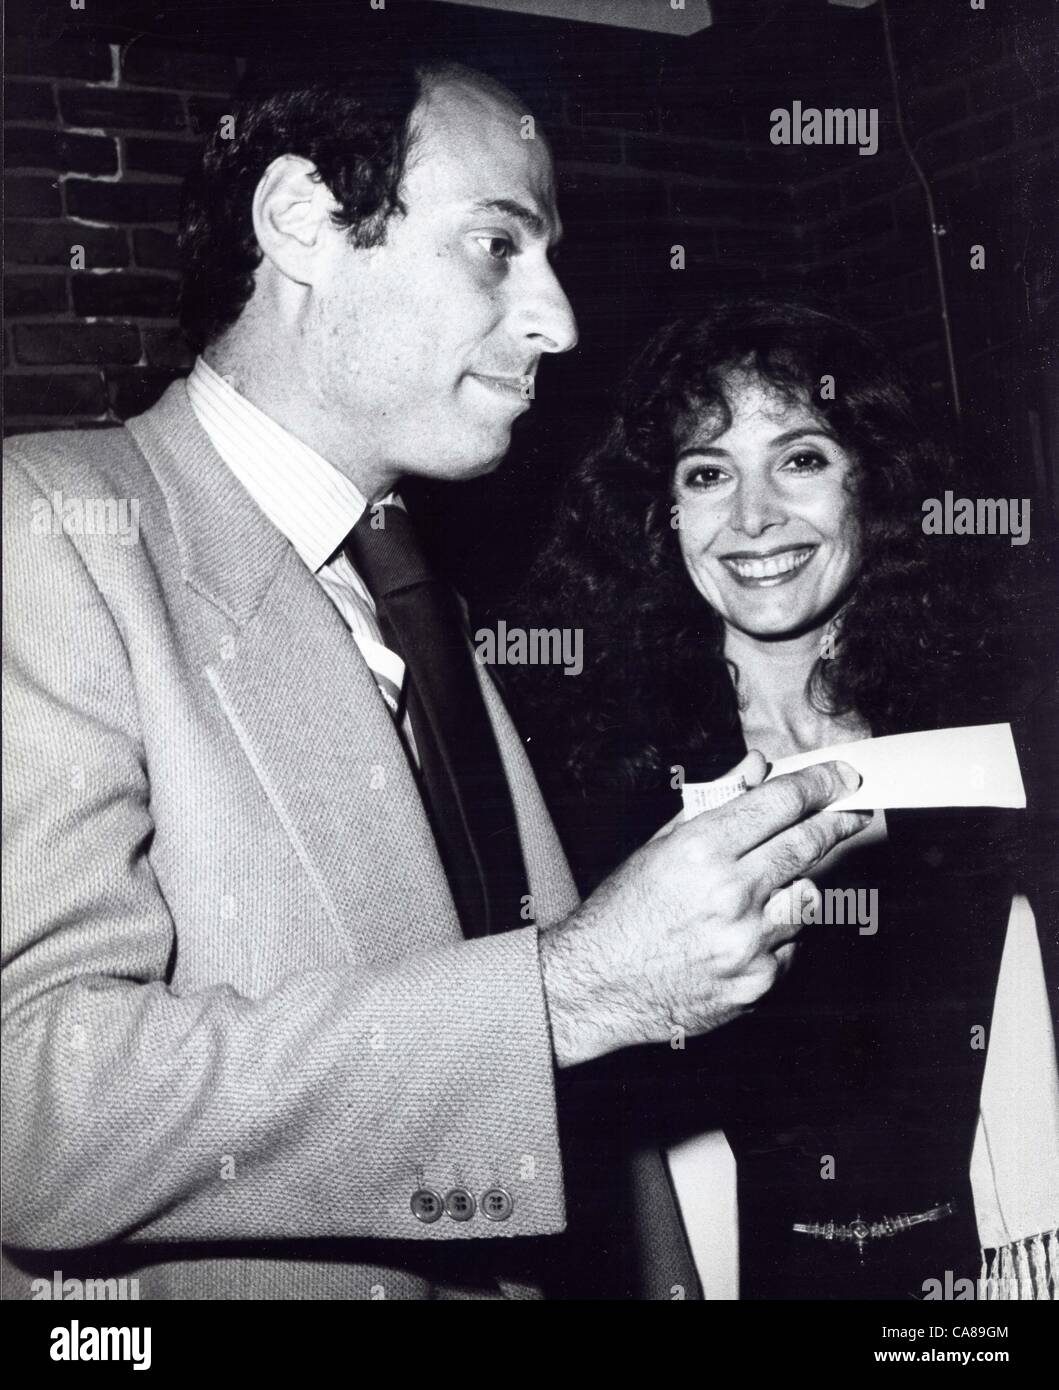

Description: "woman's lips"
719 544 817 587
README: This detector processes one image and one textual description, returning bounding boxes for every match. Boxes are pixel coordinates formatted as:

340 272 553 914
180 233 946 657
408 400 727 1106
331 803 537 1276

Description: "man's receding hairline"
416 60 528 117
402 61 549 190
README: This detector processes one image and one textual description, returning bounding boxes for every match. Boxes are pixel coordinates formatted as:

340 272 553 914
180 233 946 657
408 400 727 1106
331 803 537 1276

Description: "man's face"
306 77 577 491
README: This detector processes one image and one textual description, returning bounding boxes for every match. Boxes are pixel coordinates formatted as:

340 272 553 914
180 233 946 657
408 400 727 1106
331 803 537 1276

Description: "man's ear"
251 154 336 286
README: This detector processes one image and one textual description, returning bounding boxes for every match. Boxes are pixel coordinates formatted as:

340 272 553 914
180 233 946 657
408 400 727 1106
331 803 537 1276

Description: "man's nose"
516 262 578 355
731 478 785 537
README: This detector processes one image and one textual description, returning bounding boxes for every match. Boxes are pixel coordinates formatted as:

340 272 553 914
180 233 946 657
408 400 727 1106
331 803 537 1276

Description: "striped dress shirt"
186 355 416 752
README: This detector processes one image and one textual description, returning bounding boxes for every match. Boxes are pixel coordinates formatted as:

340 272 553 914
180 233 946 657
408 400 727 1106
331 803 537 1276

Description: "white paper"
682 723 1026 818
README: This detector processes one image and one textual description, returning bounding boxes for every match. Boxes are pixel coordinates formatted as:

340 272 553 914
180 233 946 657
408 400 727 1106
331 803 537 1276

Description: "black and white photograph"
2 0 1057 1356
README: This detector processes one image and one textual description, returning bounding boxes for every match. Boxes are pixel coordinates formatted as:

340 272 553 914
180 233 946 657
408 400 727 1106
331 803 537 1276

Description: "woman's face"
672 372 861 642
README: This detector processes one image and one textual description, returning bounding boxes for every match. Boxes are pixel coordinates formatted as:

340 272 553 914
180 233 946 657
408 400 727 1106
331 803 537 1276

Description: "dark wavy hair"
178 58 503 351
512 299 1009 794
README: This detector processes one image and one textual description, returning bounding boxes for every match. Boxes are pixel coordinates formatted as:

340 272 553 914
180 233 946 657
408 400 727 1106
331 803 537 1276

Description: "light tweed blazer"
1 380 585 1300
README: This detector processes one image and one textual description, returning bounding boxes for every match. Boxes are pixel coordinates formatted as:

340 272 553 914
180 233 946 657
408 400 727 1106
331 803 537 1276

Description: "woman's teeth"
723 546 815 580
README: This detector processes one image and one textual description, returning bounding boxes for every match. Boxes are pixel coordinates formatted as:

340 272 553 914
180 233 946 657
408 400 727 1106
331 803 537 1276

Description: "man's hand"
540 755 869 1068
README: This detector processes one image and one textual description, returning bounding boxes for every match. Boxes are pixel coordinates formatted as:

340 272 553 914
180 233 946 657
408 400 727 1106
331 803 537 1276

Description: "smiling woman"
508 298 1057 1301
512 299 1000 795
672 373 862 652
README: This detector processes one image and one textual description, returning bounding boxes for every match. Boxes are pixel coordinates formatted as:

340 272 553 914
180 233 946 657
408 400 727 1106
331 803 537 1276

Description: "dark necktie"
345 505 531 939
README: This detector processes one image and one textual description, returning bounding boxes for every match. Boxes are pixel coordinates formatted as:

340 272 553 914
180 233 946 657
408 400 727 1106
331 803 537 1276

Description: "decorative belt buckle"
849 1218 872 1257
793 1201 954 1262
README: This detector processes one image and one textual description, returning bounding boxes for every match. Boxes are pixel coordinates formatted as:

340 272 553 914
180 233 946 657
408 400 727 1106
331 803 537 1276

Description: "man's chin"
471 448 507 478
441 439 510 481
402 420 513 482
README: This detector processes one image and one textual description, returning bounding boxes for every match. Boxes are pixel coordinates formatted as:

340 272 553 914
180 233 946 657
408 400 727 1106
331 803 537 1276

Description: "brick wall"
4 29 234 432
3 11 810 439
4 0 1055 542
784 2 1056 500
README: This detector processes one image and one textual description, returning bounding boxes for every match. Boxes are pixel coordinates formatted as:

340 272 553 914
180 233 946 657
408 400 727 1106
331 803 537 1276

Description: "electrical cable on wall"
879 0 963 420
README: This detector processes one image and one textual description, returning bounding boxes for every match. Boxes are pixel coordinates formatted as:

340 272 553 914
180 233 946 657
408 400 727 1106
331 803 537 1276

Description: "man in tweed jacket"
2 56 869 1300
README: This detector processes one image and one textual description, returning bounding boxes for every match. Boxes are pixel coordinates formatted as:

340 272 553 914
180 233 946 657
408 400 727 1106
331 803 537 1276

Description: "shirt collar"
186 355 400 573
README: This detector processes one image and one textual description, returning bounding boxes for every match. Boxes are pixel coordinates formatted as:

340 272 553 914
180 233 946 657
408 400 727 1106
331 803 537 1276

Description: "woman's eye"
683 465 728 490
782 451 828 475
476 235 514 262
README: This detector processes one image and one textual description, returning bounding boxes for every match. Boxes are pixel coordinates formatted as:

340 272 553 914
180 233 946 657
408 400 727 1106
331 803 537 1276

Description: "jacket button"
481 1187 514 1222
444 1187 476 1221
410 1188 444 1224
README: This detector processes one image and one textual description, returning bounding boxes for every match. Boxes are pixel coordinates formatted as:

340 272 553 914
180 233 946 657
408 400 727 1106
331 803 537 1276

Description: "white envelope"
682 723 1026 818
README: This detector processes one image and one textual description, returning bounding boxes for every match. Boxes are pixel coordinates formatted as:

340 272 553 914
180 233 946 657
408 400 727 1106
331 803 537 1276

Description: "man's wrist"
538 913 632 1069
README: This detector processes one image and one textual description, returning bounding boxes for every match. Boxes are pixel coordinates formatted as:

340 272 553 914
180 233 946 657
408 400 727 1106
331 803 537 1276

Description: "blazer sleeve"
1 450 567 1251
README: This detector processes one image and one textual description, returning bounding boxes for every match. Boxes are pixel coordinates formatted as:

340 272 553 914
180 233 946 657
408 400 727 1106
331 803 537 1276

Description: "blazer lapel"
126 381 463 959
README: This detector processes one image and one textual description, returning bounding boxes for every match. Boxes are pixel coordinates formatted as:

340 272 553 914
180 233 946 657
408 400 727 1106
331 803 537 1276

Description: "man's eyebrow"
467 198 561 244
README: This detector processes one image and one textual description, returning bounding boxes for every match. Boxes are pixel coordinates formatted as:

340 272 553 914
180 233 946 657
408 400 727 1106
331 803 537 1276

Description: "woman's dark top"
527 677 1057 1300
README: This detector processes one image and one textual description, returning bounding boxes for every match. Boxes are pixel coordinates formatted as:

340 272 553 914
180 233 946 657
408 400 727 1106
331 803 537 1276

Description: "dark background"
4 0 1056 602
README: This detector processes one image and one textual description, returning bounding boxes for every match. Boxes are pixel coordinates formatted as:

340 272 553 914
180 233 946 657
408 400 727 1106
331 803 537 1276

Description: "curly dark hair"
512 298 1010 794
178 57 510 351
